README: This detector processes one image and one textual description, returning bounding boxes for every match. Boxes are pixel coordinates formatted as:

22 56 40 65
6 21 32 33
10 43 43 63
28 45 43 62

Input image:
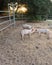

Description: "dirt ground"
0 21 52 65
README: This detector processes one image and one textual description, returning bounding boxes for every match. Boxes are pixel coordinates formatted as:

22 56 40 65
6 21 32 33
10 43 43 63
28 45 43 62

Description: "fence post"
13 3 16 28
8 3 11 24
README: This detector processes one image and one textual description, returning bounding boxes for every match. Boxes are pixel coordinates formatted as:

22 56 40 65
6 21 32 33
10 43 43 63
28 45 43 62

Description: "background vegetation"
0 0 52 21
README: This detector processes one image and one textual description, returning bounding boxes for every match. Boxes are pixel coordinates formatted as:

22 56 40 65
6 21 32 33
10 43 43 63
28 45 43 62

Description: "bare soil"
0 21 52 65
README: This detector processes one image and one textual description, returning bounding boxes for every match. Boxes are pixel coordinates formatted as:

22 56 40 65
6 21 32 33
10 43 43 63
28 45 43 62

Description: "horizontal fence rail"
0 23 14 31
0 10 15 32
0 19 13 25
0 11 9 12
0 15 13 19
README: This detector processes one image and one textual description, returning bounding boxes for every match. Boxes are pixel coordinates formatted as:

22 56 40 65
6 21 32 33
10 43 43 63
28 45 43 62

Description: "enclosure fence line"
0 3 16 32
0 11 15 32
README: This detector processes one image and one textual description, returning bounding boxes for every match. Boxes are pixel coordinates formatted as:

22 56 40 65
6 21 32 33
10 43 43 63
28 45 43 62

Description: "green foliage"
48 2 52 19
19 0 51 21
1 0 51 21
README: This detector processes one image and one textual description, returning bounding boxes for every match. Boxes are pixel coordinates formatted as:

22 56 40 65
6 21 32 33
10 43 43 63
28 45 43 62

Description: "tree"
19 0 51 20
0 0 51 20
48 2 52 19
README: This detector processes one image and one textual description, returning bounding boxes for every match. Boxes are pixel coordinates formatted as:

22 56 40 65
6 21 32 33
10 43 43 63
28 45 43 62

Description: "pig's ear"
35 29 37 31
32 28 34 31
